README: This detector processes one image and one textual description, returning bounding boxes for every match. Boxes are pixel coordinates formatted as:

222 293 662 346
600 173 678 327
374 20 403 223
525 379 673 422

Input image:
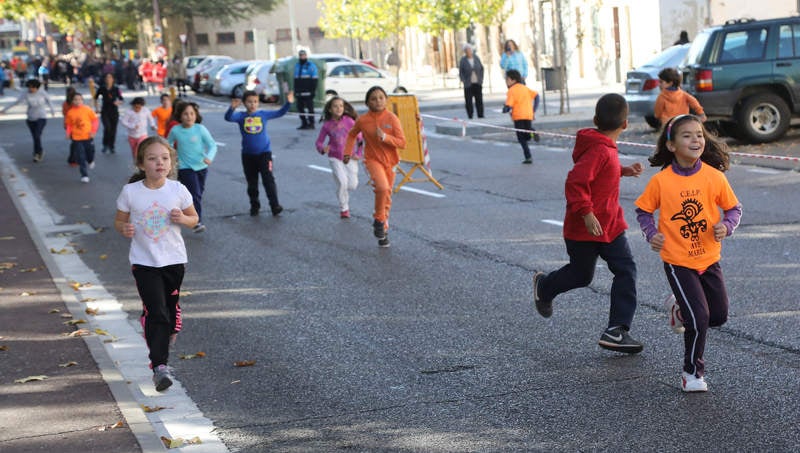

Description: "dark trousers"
297 95 315 127
664 262 728 377
26 118 47 156
70 139 95 177
463 84 484 119
242 152 280 212
101 109 119 151
132 264 185 368
178 168 208 222
176 79 187 96
514 119 533 160
538 234 638 330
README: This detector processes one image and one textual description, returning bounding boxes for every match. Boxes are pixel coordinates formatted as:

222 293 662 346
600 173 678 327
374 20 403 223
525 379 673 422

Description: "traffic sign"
179 34 187 44
156 45 167 58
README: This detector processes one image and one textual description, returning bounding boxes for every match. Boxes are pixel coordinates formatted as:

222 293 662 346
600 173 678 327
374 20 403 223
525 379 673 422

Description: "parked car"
682 16 800 143
197 58 235 93
213 60 255 98
245 60 279 102
624 44 690 128
191 55 233 91
324 61 407 102
183 55 207 85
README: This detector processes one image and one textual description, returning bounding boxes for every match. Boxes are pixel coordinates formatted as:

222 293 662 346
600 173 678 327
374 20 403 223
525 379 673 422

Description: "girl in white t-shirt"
114 136 199 392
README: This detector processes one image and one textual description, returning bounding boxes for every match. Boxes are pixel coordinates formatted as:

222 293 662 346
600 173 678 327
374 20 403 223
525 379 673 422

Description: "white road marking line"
542 219 564 227
307 164 446 198
0 148 230 453
747 168 782 175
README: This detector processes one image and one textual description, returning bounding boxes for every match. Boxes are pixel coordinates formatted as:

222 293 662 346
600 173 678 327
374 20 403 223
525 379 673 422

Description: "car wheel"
736 93 790 143
393 87 408 94
232 84 244 99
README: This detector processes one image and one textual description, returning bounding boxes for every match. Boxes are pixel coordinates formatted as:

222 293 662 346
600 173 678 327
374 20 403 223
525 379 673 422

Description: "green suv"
682 17 800 143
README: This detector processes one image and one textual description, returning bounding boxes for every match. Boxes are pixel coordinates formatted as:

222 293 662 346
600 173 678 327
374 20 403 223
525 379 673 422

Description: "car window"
186 57 205 69
777 24 800 58
353 65 380 78
330 66 355 77
719 28 767 62
686 30 711 64
233 67 247 74
639 45 688 68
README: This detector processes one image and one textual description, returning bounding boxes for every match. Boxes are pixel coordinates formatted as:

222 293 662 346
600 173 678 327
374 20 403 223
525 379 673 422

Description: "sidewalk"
0 170 143 452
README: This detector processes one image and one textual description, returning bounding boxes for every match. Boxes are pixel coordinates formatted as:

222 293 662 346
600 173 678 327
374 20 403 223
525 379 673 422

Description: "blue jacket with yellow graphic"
224 102 291 154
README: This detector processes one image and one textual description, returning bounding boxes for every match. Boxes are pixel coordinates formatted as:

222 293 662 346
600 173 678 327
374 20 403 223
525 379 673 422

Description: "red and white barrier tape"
420 113 800 164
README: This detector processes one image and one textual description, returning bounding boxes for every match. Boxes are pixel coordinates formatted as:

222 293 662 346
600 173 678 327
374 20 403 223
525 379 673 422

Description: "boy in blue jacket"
225 90 294 216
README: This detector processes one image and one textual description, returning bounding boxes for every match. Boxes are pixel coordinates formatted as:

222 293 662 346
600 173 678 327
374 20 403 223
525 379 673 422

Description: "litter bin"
541 66 563 91
271 56 326 110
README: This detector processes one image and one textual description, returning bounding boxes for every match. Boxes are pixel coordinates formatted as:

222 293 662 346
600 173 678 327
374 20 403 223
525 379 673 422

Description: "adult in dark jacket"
293 50 319 130
458 43 484 119
94 73 124 153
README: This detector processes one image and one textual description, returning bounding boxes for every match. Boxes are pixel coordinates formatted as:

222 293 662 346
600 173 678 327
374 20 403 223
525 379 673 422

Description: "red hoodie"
563 128 628 242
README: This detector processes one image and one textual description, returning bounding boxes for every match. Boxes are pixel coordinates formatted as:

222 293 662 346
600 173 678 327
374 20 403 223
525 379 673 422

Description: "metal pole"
288 0 298 53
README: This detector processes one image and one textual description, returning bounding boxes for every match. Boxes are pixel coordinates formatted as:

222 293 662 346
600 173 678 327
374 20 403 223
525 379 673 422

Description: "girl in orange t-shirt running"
635 114 742 393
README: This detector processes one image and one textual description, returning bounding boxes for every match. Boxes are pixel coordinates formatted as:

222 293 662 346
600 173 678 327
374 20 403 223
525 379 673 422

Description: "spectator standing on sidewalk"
114 136 199 392
531 93 646 354
293 50 319 130
0 79 55 163
94 73 124 154
458 43 484 119
500 39 528 83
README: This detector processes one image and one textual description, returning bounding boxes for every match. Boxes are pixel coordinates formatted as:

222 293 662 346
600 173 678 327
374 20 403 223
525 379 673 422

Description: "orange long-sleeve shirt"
65 105 99 141
152 106 172 137
654 88 704 124
344 109 406 167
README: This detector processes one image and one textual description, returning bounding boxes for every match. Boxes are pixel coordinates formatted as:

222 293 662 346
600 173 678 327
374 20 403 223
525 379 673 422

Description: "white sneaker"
80 176 90 183
681 371 708 392
664 294 685 334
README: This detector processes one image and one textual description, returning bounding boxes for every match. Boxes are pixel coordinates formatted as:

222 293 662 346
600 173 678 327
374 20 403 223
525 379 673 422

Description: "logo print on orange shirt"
244 116 263 134
670 198 707 241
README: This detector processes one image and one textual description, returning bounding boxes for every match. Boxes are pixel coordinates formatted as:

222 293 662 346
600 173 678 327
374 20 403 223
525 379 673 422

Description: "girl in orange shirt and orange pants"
344 86 406 247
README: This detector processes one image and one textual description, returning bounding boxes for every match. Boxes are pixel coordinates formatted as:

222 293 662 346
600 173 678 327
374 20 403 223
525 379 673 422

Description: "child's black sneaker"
373 219 386 239
378 236 390 248
532 272 552 318
271 206 284 216
250 207 260 216
598 327 643 354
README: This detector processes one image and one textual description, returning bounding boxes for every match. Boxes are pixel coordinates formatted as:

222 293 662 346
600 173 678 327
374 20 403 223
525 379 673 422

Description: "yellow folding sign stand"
387 94 443 193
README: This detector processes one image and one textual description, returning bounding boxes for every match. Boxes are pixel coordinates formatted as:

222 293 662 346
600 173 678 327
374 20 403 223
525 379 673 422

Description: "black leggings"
132 264 185 368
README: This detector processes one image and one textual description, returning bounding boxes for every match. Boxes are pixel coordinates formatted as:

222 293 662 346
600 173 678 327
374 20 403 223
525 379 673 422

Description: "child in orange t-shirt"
653 68 706 128
344 86 406 248
635 114 741 393
64 92 99 183
503 69 539 164
151 93 173 137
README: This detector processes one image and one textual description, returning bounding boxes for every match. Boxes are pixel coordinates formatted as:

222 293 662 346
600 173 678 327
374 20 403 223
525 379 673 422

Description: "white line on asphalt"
0 149 230 453
307 164 446 198
747 168 783 175
542 219 564 227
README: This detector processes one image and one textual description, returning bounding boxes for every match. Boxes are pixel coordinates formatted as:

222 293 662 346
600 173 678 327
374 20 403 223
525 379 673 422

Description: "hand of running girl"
713 223 727 242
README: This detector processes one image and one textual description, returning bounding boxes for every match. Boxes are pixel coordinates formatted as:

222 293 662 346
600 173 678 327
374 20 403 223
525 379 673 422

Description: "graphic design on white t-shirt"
140 201 170 242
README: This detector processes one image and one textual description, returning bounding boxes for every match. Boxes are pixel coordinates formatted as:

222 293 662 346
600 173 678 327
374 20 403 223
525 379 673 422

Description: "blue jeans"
70 139 95 177
178 168 208 222
26 118 46 156
538 233 638 330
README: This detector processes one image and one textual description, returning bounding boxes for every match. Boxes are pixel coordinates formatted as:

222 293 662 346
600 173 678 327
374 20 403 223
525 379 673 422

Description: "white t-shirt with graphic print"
116 179 193 267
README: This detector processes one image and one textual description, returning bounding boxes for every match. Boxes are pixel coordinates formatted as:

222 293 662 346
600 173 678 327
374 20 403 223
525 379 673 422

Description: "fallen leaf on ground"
99 254 108 260
48 308 61 314
0 345 8 351
80 297 96 303
142 405 170 412
50 248 72 255
85 307 100 315
63 319 87 325
18 192 26 197
20 267 41 272
180 291 192 297
179 352 206 360
102 336 119 343
234 360 256 367
94 328 110 336
0 262 18 270
14 375 48 384
20 291 36 296
60 313 73 318
66 329 91 337
98 421 125 431
76 249 86 254
0 236 15 240
161 436 185 449
59 361 78 367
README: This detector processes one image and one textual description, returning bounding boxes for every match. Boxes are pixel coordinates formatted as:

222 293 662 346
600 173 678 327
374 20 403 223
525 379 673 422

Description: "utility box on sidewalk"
541 67 564 91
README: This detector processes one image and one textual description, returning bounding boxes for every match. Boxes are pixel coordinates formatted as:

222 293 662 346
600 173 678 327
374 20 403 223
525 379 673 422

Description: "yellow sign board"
387 94 443 192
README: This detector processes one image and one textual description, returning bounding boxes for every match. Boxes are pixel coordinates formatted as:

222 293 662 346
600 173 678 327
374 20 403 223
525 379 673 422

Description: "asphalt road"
1 90 799 452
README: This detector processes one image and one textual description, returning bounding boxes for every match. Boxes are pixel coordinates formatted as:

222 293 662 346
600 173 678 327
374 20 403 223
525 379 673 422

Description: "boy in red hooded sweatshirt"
531 93 646 354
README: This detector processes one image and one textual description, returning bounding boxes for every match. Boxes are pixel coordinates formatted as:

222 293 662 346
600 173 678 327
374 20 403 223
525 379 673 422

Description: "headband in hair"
665 114 693 141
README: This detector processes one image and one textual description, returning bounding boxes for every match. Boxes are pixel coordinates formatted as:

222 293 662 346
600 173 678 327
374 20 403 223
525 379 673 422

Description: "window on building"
276 28 299 42
196 33 209 46
244 31 254 43
309 27 324 40
217 32 236 45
